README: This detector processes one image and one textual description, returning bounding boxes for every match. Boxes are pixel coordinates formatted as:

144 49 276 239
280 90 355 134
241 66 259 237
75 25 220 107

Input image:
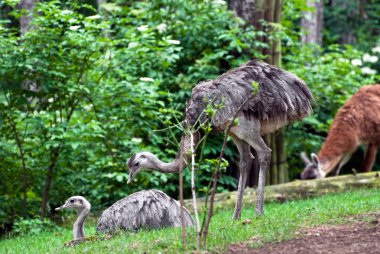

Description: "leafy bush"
0 0 265 228
12 219 60 236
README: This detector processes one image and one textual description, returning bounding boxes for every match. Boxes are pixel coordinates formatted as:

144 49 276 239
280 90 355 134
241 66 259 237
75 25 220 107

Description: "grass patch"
1 188 379 254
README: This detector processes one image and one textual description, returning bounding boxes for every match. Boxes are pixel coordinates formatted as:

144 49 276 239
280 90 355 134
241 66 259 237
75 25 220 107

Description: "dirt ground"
226 213 380 254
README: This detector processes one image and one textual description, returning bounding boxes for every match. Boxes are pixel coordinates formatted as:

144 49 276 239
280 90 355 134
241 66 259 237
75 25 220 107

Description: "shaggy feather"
96 190 194 233
186 60 313 130
127 60 313 219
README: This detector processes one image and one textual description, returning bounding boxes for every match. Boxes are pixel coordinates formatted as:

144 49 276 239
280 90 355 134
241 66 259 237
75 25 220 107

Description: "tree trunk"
229 0 287 186
301 0 324 45
40 147 61 218
185 172 380 210
276 130 288 183
18 0 39 36
96 0 104 12
7 115 28 218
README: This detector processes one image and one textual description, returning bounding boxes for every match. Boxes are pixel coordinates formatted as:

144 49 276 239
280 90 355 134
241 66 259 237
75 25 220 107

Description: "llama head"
300 152 323 179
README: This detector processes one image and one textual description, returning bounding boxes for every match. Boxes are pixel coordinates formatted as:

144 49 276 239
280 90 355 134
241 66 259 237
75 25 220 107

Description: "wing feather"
185 60 313 129
96 190 194 233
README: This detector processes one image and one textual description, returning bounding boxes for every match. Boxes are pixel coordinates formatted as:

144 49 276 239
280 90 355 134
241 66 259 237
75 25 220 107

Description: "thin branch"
201 94 255 245
190 131 201 251
6 110 28 219
179 163 187 245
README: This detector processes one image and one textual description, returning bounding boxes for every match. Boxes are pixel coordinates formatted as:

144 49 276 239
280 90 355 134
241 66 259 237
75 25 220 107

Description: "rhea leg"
361 144 377 172
231 118 271 216
248 135 271 215
231 135 253 220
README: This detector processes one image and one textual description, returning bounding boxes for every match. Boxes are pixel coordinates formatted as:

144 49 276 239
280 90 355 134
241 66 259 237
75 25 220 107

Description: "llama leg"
361 144 377 172
335 154 352 176
231 136 252 220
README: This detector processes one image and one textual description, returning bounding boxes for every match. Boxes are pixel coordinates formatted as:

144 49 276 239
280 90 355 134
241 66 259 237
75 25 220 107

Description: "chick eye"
134 162 140 167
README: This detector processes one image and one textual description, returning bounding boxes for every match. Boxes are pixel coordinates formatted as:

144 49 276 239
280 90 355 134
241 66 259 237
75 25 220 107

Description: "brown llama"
301 84 380 179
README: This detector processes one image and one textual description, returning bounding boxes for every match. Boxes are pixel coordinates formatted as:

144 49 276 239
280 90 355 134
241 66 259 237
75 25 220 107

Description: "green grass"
1 188 379 254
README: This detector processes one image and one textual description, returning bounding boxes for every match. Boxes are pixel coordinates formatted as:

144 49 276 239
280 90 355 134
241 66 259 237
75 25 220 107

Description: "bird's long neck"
73 207 90 240
150 157 183 173
150 132 200 173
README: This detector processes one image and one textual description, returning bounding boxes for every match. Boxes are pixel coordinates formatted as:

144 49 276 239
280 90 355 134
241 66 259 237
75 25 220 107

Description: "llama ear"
311 153 320 165
300 152 312 165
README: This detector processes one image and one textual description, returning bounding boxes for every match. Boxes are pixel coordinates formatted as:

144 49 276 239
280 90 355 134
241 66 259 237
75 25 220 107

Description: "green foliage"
0 0 264 228
1 0 379 233
324 0 380 51
12 219 60 236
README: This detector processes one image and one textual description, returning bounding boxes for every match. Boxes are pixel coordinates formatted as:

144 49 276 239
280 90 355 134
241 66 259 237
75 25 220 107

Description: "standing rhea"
127 60 313 220
301 85 380 179
56 190 194 242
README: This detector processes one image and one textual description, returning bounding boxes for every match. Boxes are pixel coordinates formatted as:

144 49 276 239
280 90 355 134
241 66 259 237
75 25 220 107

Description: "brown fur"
302 85 380 179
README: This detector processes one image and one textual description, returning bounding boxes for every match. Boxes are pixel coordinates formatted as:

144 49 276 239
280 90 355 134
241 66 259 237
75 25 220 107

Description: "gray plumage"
96 189 194 233
56 190 194 241
186 60 312 130
127 60 313 220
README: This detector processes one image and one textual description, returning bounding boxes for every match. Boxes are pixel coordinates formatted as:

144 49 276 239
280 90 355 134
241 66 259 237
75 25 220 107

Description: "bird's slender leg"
231 135 252 220
231 118 271 216
247 134 271 216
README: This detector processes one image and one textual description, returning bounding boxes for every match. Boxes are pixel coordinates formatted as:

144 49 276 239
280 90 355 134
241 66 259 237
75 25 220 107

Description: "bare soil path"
226 213 380 254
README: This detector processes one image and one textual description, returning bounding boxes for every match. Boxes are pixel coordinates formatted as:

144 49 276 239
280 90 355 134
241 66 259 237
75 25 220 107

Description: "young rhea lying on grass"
56 190 194 246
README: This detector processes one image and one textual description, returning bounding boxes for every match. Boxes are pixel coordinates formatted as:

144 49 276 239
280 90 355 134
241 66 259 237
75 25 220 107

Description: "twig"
190 131 201 251
201 94 254 245
179 162 187 245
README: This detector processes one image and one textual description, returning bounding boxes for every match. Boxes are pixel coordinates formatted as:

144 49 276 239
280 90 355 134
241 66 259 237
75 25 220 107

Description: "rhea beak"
127 172 134 184
55 204 67 211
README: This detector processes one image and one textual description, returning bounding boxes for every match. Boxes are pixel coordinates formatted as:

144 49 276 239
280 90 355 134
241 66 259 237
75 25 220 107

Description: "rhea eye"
134 162 139 167
70 199 74 203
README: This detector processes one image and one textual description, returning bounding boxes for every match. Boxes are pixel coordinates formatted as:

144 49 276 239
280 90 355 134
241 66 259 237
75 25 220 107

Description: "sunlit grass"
1 188 379 254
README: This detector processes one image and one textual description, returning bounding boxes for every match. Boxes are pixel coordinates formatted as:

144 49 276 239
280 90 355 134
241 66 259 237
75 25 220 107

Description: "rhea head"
127 152 155 184
55 196 91 212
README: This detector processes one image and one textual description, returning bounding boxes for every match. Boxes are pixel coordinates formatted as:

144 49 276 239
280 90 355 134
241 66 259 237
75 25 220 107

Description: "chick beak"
127 173 134 184
55 204 67 211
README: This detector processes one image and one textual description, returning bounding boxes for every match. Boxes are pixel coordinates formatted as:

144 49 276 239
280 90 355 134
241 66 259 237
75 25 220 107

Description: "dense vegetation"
0 0 379 234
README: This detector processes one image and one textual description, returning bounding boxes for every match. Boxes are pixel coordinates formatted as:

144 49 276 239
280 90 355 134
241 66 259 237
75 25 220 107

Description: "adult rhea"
127 60 313 219
56 190 194 242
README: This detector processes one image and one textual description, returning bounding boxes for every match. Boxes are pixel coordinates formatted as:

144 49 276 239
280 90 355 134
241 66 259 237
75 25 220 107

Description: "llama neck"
73 207 90 240
317 154 343 176
317 128 357 175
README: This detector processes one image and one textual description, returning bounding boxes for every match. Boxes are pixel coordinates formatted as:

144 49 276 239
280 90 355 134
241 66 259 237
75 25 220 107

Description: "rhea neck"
146 133 200 173
149 155 183 173
73 206 90 240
